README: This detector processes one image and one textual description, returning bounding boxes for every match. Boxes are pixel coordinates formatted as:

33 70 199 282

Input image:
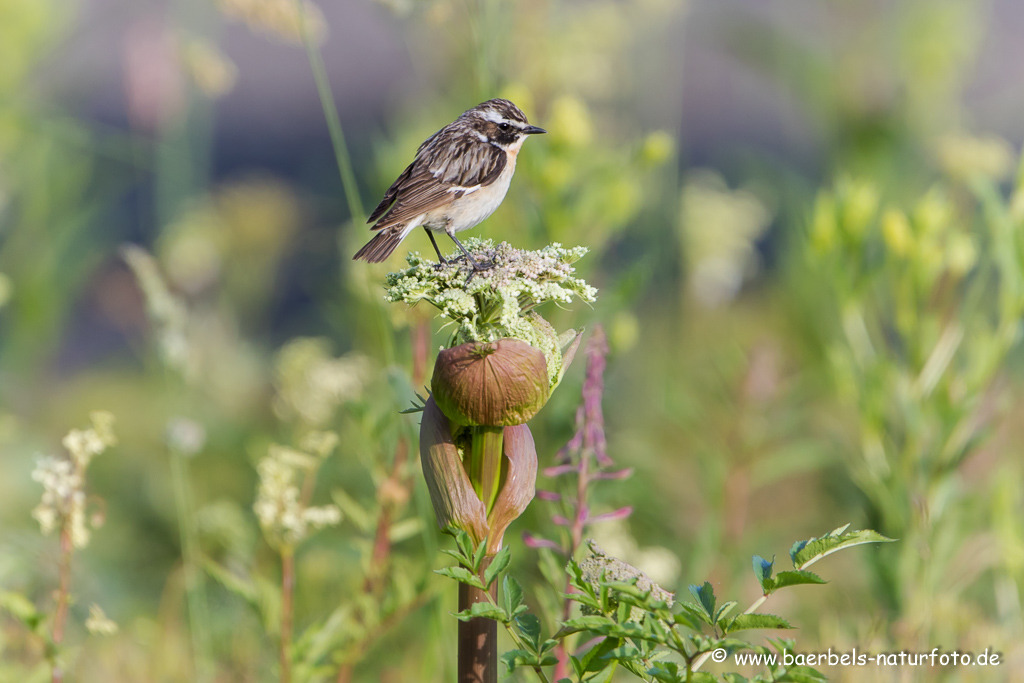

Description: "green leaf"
690 674 717 683
453 602 509 623
673 608 705 630
768 570 826 592
434 566 485 590
789 526 895 569
752 555 774 590
723 674 750 683
776 666 828 683
688 582 717 621
647 661 684 683
581 637 623 674
714 600 738 623
501 649 552 674
503 575 526 617
598 644 642 662
556 615 617 637
0 591 42 631
484 546 511 588
471 537 488 572
514 613 543 652
722 613 793 633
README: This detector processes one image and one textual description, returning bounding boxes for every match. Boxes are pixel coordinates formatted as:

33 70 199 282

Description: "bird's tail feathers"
353 225 411 263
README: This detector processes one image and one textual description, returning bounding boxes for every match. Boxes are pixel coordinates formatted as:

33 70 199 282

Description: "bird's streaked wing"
367 131 507 231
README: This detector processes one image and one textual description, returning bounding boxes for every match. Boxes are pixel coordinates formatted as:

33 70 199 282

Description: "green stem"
170 449 214 683
470 426 504 513
295 0 364 221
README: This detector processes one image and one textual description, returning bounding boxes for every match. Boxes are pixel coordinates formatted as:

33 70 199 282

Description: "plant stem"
294 0 364 221
170 449 214 683
281 545 296 683
478 585 552 683
470 427 505 513
50 525 73 683
459 557 497 683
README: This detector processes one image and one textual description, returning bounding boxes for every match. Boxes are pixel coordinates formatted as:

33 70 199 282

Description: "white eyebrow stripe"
480 109 505 123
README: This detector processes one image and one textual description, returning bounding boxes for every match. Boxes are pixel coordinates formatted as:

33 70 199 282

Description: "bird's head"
463 99 546 149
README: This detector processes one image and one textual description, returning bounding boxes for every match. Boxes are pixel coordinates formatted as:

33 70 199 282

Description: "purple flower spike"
589 506 633 524
523 533 564 553
543 464 578 478
594 468 634 481
536 490 561 502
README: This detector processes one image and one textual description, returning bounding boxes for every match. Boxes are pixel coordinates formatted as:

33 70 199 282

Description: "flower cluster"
85 604 119 636
272 338 369 426
31 412 117 548
216 0 327 45
385 239 595 383
253 435 342 548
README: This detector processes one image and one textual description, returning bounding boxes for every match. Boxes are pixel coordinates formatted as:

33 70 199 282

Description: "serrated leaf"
767 570 826 592
673 608 704 631
472 537 488 572
484 546 511 588
434 566 485 589
501 649 541 674
503 575 525 616
688 582 716 621
789 527 895 569
647 661 684 683
723 613 793 633
599 644 642 660
556 615 617 638
514 613 543 652
723 674 750 683
714 600 738 623
453 601 508 623
752 555 774 590
581 637 623 673
561 590 602 611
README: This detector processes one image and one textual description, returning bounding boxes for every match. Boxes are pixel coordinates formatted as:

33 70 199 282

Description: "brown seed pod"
432 339 551 426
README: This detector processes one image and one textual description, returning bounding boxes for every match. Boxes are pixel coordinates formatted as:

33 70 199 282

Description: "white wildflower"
85 604 119 636
384 239 595 382
273 338 370 425
254 442 341 546
31 414 117 548
166 417 207 456
680 171 771 308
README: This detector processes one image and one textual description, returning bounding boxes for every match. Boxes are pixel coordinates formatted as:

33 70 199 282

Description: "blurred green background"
2 0 1024 680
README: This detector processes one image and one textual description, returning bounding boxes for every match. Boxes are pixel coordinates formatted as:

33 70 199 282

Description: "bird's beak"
523 125 547 135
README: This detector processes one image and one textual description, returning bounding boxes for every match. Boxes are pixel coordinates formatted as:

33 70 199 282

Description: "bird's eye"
498 122 511 131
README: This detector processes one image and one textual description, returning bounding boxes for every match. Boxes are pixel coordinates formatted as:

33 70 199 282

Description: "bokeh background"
2 0 1024 680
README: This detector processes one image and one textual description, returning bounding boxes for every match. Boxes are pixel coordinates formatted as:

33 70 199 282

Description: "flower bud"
419 397 538 553
432 339 550 426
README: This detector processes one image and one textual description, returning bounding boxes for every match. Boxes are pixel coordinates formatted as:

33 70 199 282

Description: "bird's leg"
447 231 493 272
425 228 448 266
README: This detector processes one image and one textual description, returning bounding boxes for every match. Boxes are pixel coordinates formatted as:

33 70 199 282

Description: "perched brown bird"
353 99 545 269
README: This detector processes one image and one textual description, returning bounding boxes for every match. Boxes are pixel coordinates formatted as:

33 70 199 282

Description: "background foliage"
1 0 1023 681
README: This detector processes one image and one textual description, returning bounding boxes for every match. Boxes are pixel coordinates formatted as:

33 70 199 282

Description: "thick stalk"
470 426 504 513
459 557 497 683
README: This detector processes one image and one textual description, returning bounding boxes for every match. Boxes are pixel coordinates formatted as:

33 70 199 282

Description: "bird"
353 98 546 270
